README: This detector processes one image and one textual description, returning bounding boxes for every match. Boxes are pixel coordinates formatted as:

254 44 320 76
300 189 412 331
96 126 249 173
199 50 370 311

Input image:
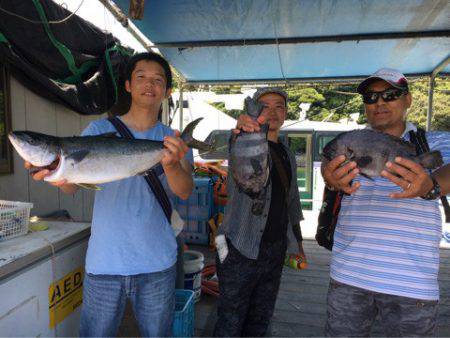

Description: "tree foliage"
407 78 450 131
207 77 449 131
210 101 242 119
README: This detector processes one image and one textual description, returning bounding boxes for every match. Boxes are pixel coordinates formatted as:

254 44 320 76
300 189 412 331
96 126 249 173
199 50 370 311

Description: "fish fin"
345 147 355 160
251 202 264 215
76 183 101 190
356 156 373 168
66 149 90 163
98 132 119 138
359 172 374 181
188 139 215 152
251 190 266 215
180 118 215 151
418 151 443 169
250 158 263 175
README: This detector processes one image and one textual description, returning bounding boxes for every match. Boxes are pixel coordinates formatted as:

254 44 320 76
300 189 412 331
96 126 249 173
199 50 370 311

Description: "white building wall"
0 76 103 221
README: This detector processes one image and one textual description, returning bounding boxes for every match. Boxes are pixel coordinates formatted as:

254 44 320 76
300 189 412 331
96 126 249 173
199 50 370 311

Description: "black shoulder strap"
410 127 450 223
108 117 172 223
409 127 430 154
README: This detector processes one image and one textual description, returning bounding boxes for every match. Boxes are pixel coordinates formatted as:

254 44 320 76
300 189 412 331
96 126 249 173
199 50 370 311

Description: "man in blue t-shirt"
24 52 194 337
322 68 449 337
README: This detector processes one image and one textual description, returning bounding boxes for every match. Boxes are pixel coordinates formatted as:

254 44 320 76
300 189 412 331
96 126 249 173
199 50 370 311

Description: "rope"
271 3 287 83
0 0 85 25
40 236 58 337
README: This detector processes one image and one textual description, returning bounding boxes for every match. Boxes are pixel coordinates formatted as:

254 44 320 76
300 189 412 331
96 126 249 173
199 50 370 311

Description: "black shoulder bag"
409 128 450 223
315 188 343 251
108 117 172 223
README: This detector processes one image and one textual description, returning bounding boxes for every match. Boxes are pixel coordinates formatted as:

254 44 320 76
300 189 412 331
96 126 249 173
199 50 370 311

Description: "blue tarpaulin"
112 0 450 83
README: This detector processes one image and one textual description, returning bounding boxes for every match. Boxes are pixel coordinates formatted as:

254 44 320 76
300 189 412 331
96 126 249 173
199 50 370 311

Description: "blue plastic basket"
173 289 195 337
173 177 214 244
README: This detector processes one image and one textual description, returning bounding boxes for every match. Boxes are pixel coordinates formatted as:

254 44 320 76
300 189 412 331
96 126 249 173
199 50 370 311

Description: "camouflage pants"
213 239 287 337
325 279 438 337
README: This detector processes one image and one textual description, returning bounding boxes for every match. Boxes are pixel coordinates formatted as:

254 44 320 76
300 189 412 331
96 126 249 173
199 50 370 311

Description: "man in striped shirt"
321 68 449 336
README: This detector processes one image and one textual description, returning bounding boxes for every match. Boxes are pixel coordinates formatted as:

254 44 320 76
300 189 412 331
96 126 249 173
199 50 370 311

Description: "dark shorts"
325 279 438 337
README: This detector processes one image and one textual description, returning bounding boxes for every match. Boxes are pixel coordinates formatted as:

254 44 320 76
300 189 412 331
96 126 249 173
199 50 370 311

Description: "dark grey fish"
229 97 269 215
322 129 443 178
8 118 213 187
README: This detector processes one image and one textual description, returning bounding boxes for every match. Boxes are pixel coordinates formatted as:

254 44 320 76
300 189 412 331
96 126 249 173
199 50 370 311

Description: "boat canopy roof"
112 0 450 84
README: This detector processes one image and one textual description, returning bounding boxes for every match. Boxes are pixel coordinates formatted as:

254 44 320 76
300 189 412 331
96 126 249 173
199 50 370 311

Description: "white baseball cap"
357 68 409 94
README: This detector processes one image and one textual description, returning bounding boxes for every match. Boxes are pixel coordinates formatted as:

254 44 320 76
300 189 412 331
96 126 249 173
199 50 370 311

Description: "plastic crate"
0 200 33 241
173 289 195 337
173 178 213 245
182 220 210 244
177 203 211 221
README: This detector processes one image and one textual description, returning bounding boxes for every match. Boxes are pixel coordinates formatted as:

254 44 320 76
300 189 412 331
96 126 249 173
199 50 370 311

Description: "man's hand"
232 114 266 134
161 131 193 200
298 242 308 269
381 157 433 198
321 155 361 195
24 161 78 194
161 131 189 169
24 161 67 187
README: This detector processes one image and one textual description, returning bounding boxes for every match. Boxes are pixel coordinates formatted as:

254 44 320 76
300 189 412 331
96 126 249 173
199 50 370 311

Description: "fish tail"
417 150 443 169
181 118 215 151
245 96 264 119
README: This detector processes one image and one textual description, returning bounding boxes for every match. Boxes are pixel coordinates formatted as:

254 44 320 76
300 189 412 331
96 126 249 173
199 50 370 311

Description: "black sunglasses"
362 88 407 104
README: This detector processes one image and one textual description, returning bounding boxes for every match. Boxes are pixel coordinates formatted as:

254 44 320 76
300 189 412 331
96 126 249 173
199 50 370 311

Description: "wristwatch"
421 176 441 200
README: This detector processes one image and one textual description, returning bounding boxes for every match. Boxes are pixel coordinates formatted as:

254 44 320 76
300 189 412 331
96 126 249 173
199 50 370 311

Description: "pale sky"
54 0 149 52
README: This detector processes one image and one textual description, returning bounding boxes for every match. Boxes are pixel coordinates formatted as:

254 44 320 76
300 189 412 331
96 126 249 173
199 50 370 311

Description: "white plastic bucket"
183 250 204 302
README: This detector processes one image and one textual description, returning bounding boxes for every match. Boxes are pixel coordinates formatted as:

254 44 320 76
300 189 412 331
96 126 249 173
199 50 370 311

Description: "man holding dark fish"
321 68 449 336
214 88 306 337
16 52 197 337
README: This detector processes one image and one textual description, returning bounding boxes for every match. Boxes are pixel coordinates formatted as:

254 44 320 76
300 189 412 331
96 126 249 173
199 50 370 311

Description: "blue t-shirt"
81 118 194 275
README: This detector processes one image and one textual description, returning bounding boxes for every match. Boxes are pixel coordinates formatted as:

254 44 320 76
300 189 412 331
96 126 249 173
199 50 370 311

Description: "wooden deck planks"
194 240 450 337
116 240 450 336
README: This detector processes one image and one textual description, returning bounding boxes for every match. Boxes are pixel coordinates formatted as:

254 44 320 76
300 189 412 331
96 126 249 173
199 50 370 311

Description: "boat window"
287 133 312 210
313 133 341 162
0 65 12 174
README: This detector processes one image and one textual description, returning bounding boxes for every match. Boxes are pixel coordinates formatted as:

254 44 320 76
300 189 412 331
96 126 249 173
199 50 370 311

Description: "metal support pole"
426 54 450 131
154 30 450 49
179 85 184 131
97 0 186 83
161 99 169 125
97 0 151 49
427 76 435 131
